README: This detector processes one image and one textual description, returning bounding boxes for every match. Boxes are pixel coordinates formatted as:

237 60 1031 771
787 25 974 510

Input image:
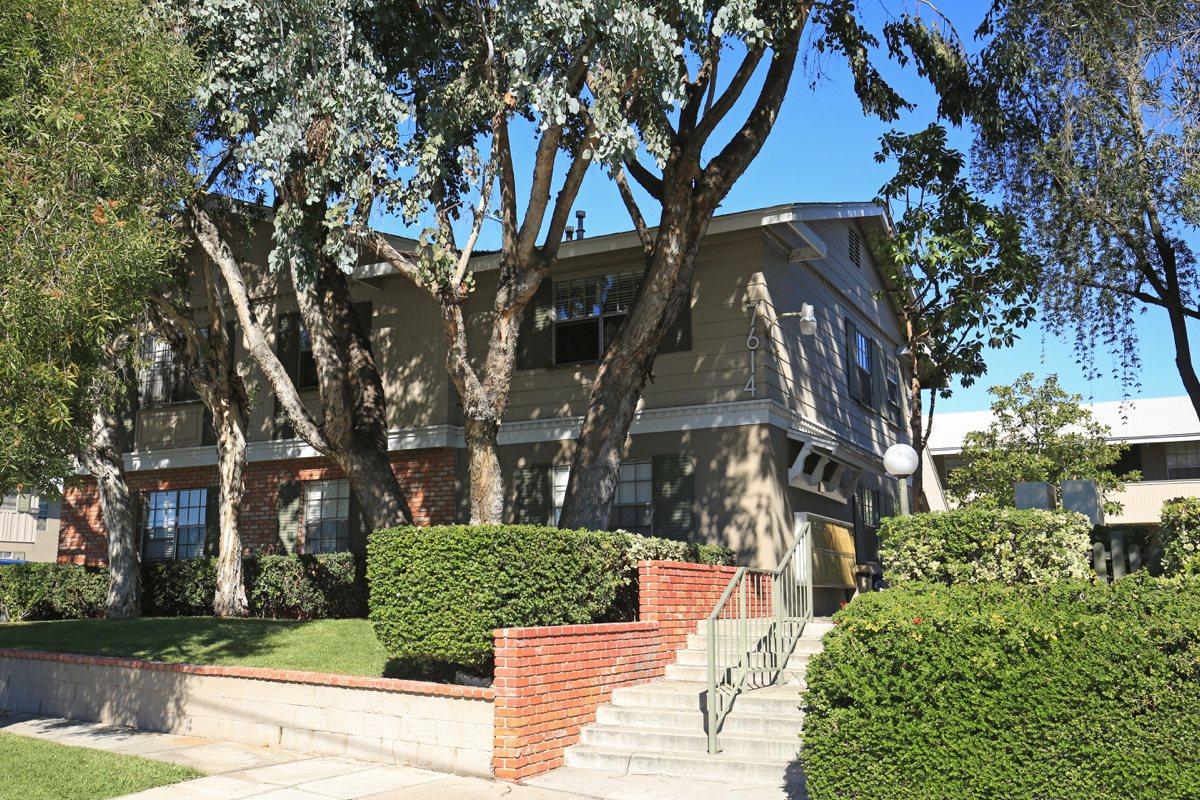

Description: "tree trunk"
212 401 249 617
907 368 931 514
83 405 139 619
464 418 504 525
559 207 707 530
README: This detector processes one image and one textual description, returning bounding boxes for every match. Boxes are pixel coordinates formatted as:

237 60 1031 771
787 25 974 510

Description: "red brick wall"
490 560 738 781
59 447 459 565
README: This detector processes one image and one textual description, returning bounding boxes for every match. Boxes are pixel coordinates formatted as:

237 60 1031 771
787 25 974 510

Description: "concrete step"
595 704 804 737
610 681 805 717
665 663 808 685
580 724 801 760
673 647 812 670
694 618 836 639
684 633 826 655
564 743 796 785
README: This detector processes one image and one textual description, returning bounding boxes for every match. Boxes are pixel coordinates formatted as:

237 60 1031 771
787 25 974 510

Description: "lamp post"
883 443 919 516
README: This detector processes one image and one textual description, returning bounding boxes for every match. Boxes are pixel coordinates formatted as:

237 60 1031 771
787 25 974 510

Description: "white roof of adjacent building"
927 395 1200 454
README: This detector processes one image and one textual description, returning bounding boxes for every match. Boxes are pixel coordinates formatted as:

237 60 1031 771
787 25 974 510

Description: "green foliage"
803 577 1200 800
142 554 366 619
873 124 1036 402
0 564 107 622
946 373 1138 510
1161 497 1200 576
878 508 1093 585
367 525 730 671
0 0 195 491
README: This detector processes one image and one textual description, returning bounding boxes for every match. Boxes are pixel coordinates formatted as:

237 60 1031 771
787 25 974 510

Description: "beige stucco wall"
0 655 495 776
0 502 59 563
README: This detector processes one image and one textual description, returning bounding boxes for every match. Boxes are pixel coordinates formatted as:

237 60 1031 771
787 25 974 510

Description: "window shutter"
657 289 693 354
201 407 217 447
204 486 221 557
844 320 860 402
353 301 373 351
272 399 295 441
347 491 368 555
277 313 300 383
516 281 555 370
870 340 884 411
652 454 694 541
512 465 552 525
15 494 30 514
276 481 301 554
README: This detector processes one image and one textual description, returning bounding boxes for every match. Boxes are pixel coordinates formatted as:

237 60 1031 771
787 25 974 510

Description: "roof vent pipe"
575 210 586 240
564 225 574 241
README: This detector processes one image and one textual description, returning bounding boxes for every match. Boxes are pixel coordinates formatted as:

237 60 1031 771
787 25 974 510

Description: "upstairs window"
36 499 50 530
844 319 875 405
138 336 198 406
1167 442 1200 480
278 303 372 390
142 489 209 561
553 271 640 365
848 228 862 267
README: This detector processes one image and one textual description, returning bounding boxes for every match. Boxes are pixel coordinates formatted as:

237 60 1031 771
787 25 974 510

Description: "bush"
878 507 1092 585
142 553 365 619
0 563 107 621
610 530 734 618
802 577 1200 800
368 525 624 671
1161 497 1200 576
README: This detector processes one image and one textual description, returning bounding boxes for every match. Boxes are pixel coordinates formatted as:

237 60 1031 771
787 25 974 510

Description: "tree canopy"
0 0 196 491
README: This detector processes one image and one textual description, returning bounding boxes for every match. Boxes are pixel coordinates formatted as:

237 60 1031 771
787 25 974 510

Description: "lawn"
0 731 201 800
0 617 393 677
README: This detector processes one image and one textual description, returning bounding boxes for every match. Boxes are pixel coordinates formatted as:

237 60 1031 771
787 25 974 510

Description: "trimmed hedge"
367 525 734 671
802 577 1200 800
0 563 107 621
878 507 1092 585
1161 496 1200 576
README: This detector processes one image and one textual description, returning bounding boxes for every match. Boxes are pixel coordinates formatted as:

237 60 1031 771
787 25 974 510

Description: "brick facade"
59 447 459 565
490 560 738 780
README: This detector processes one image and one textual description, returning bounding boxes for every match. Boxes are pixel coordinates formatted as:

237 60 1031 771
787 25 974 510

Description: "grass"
0 731 201 800
0 617 393 677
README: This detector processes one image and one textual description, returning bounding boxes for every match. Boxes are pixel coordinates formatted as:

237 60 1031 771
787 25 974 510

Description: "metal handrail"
706 516 814 754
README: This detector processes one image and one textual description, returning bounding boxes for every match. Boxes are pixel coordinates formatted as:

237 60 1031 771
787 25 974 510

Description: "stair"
559 617 834 790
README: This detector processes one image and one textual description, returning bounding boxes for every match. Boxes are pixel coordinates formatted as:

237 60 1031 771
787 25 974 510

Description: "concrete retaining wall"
0 650 494 776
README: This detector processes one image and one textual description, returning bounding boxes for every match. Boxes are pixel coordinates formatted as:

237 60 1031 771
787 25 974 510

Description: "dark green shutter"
276 481 301 554
516 281 555 370
277 313 300 383
870 340 883 411
272 399 295 440
657 289 693 354
201 407 217 446
652 454 694 540
844 319 860 402
204 486 221 557
348 491 368 555
354 301 373 337
512 465 552 524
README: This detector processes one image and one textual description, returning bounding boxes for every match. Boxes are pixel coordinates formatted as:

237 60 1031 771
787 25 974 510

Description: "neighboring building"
0 492 61 563
924 395 1200 525
57 202 913 613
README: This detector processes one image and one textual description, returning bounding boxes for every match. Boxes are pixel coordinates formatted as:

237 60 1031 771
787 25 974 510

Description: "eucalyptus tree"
173 0 424 531
356 1 691 523
0 0 195 616
872 124 1036 509
973 0 1200 415
558 1 977 530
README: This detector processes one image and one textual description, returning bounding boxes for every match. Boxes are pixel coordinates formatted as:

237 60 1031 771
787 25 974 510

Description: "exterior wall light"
778 303 818 337
884 442 919 515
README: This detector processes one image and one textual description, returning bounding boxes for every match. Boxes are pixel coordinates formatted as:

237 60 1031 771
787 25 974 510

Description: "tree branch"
612 166 653 256
693 45 766 145
623 157 664 201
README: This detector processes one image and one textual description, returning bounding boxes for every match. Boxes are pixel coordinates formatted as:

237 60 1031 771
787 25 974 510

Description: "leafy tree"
872 124 1037 509
946 373 1138 512
973 0 1200 417
558 2 979 529
0 0 195 616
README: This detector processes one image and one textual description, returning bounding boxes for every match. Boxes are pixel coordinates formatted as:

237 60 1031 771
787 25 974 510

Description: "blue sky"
370 0 1194 413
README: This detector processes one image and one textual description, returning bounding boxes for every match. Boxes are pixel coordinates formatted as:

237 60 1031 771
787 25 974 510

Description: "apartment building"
57 202 913 611
924 395 1200 525
0 493 61 563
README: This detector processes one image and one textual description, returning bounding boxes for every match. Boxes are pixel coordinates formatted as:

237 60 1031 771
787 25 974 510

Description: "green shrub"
802 577 1200 800
1161 496 1200 576
0 563 107 621
878 507 1092 585
610 530 734 618
141 554 365 619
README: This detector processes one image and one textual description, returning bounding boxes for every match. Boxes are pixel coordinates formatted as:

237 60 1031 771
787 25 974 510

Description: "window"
886 361 903 427
848 228 861 267
1167 442 1200 480
0 551 26 561
0 494 14 512
278 305 371 389
611 460 653 534
142 489 208 561
553 271 640 365
1 493 32 513
303 480 351 553
36 499 50 531
552 466 570 526
845 320 874 405
138 336 198 406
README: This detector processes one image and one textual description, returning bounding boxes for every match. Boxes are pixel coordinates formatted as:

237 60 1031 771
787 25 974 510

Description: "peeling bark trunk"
82 404 139 619
212 400 249 617
464 418 503 525
907 368 930 513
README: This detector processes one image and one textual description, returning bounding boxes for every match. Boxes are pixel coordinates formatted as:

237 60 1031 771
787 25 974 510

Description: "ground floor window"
540 456 690 538
142 489 208 561
611 460 653 534
1166 441 1200 480
0 551 25 561
303 479 351 553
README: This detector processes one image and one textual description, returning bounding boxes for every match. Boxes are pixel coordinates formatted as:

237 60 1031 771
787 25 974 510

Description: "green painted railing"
705 515 814 754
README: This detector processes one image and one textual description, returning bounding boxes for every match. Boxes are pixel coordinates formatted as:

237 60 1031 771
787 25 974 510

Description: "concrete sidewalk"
0 713 585 800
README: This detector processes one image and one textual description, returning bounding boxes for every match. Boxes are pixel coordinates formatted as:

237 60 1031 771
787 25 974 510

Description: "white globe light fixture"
883 443 919 516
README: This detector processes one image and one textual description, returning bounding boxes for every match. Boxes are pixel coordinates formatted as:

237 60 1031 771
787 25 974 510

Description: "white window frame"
303 479 352 554
142 489 208 561
553 460 655 534
552 270 640 366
